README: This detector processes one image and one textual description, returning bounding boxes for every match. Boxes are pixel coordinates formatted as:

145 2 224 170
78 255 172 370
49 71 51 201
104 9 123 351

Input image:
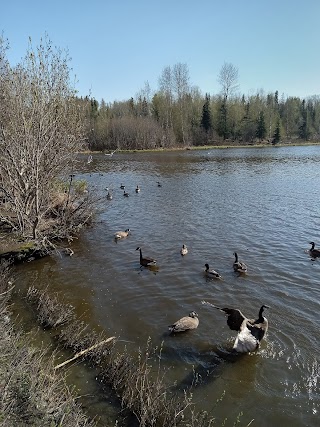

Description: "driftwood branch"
54 336 116 369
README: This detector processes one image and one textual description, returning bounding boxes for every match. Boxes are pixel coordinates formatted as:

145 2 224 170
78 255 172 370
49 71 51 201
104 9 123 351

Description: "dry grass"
0 264 95 427
26 285 76 329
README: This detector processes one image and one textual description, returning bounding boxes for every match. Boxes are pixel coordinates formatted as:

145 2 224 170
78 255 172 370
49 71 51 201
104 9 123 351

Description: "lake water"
15 145 320 426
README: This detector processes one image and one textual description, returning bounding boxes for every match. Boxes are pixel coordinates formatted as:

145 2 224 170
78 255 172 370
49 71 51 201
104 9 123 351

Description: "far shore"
82 141 320 155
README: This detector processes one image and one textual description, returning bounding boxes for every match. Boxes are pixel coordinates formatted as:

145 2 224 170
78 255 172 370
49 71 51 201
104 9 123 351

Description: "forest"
83 62 320 151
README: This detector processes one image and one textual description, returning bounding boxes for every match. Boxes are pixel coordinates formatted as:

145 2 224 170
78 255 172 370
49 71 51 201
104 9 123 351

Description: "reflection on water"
15 146 320 426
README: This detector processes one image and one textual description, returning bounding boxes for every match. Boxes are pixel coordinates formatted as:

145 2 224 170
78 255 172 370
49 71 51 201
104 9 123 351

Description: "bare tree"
0 35 90 241
218 62 239 101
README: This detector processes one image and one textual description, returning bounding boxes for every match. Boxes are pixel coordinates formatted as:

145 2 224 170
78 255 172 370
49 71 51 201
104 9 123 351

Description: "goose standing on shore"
309 241 320 258
204 263 222 279
233 252 248 274
168 311 199 333
202 301 269 353
136 247 157 267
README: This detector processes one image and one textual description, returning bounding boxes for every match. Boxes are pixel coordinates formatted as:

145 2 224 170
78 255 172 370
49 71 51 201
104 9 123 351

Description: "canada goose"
233 252 248 273
309 241 320 258
202 301 269 353
135 185 141 193
107 192 113 200
204 263 222 279
180 244 188 256
168 311 199 333
157 181 162 187
114 229 130 239
136 246 157 267
123 190 129 197
120 184 125 189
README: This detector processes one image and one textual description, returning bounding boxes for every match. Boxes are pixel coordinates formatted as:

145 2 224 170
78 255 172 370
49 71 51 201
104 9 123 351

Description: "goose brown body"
168 311 199 333
202 301 269 353
233 252 248 273
204 263 222 279
114 229 130 239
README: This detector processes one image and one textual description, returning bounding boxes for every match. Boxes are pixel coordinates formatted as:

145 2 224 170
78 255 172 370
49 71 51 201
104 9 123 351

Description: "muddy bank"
0 233 49 263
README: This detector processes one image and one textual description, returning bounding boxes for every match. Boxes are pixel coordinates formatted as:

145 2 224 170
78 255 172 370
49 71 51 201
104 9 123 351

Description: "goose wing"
247 316 268 341
234 261 247 272
201 301 246 331
246 323 267 342
222 308 247 331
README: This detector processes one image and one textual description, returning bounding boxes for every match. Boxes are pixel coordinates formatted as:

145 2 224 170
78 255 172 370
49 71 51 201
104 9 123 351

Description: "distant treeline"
81 63 320 151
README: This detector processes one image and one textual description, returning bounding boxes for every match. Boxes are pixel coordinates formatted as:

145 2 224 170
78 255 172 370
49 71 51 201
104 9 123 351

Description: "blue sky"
2 0 319 103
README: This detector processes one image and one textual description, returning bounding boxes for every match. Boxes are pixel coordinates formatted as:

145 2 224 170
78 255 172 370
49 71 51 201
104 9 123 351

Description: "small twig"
54 336 116 369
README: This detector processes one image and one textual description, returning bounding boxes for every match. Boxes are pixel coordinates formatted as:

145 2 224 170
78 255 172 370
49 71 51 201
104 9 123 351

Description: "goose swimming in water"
120 184 125 189
233 252 248 274
168 311 199 333
309 241 320 258
202 301 269 353
204 263 222 279
180 244 188 256
123 190 129 197
136 247 157 267
135 185 141 193
107 192 113 200
114 229 130 239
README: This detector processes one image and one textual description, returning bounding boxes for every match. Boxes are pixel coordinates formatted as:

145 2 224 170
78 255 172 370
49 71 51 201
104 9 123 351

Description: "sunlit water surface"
15 146 320 426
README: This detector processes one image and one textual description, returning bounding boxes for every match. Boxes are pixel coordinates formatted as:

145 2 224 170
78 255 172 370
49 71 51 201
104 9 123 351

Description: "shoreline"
82 141 320 155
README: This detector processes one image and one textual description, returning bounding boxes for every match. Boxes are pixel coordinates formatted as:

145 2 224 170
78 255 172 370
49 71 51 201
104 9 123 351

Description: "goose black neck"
234 253 238 262
258 305 267 321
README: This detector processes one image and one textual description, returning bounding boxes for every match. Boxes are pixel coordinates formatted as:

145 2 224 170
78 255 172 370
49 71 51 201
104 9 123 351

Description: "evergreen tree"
200 93 212 132
298 99 310 140
256 111 266 141
216 100 228 139
272 119 281 144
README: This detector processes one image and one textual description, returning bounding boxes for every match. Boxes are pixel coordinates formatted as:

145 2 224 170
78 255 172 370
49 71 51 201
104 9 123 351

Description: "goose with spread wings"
202 301 269 353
